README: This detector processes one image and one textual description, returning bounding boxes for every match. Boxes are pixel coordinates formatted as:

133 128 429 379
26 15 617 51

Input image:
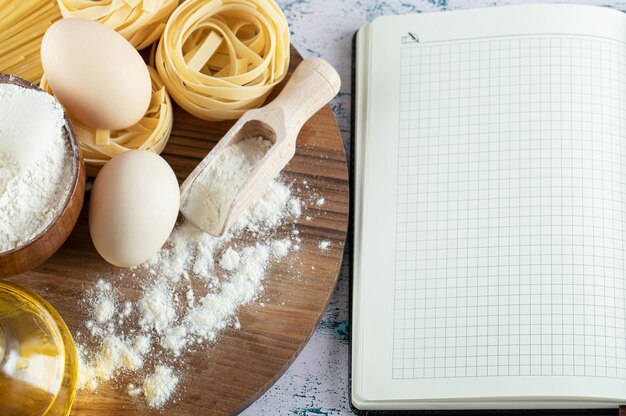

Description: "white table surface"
243 1 626 414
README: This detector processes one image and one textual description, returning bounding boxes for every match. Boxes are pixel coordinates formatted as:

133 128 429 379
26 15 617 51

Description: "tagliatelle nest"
154 0 290 121
56 0 179 50
40 66 174 176
0 0 62 84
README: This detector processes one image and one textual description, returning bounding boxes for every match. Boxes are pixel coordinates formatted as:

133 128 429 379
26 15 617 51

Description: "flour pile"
77 137 303 408
0 154 18 195
0 83 72 252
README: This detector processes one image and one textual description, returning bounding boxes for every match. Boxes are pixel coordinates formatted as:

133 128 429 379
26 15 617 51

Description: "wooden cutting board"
6 47 349 415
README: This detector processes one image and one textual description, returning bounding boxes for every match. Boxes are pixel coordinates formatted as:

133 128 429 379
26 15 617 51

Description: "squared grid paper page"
393 35 626 381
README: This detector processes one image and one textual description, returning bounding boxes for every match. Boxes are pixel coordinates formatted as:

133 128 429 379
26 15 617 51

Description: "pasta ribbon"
0 0 62 84
154 0 290 121
41 67 174 176
57 0 179 50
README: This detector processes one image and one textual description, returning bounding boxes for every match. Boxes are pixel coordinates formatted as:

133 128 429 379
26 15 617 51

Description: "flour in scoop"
183 136 272 234
0 83 72 252
77 137 307 409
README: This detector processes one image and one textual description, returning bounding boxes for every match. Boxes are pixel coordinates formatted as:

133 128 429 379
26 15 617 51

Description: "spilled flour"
77 138 304 408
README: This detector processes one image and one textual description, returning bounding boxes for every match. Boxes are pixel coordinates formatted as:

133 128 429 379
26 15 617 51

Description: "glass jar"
0 281 77 415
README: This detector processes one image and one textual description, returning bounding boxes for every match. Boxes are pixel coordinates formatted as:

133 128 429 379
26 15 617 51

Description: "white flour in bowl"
0 153 18 195
0 83 72 252
77 137 306 408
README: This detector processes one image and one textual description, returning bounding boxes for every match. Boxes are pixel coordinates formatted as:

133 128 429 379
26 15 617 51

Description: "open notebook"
352 4 626 412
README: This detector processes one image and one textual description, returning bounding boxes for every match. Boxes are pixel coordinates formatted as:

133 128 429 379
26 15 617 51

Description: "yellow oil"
0 281 77 415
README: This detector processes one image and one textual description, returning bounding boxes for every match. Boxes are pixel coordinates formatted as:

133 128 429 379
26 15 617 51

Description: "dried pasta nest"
154 0 290 121
57 0 179 50
0 0 62 84
41 66 173 176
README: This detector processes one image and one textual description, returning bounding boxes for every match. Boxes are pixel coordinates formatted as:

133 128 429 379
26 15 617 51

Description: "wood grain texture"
6 47 349 415
0 73 86 278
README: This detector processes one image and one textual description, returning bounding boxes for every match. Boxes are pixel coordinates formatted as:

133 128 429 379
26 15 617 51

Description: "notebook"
352 4 626 412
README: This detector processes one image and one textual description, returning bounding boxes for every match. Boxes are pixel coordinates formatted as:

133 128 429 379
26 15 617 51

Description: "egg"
89 150 180 267
41 18 151 131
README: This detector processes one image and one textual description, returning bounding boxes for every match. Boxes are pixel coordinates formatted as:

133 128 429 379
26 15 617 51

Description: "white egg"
89 150 179 267
41 18 151 131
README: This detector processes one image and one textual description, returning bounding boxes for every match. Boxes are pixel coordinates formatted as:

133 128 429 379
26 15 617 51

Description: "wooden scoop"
180 57 341 236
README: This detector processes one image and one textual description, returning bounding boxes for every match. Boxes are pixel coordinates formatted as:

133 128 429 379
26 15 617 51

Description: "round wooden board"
6 48 349 415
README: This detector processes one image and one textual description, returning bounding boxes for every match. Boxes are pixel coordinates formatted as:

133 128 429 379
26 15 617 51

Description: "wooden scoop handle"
181 58 341 236
216 58 340 236
262 57 341 137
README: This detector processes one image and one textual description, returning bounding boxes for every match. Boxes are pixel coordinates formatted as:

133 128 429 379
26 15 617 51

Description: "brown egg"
41 18 151 131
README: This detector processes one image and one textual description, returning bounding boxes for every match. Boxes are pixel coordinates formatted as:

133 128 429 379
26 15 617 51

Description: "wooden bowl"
0 74 85 278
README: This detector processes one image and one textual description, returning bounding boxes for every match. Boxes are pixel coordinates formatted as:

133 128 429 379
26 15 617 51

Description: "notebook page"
393 35 626 380
353 5 626 408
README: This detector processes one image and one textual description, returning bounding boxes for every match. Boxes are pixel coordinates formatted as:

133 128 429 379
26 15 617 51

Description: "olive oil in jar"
0 281 77 415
